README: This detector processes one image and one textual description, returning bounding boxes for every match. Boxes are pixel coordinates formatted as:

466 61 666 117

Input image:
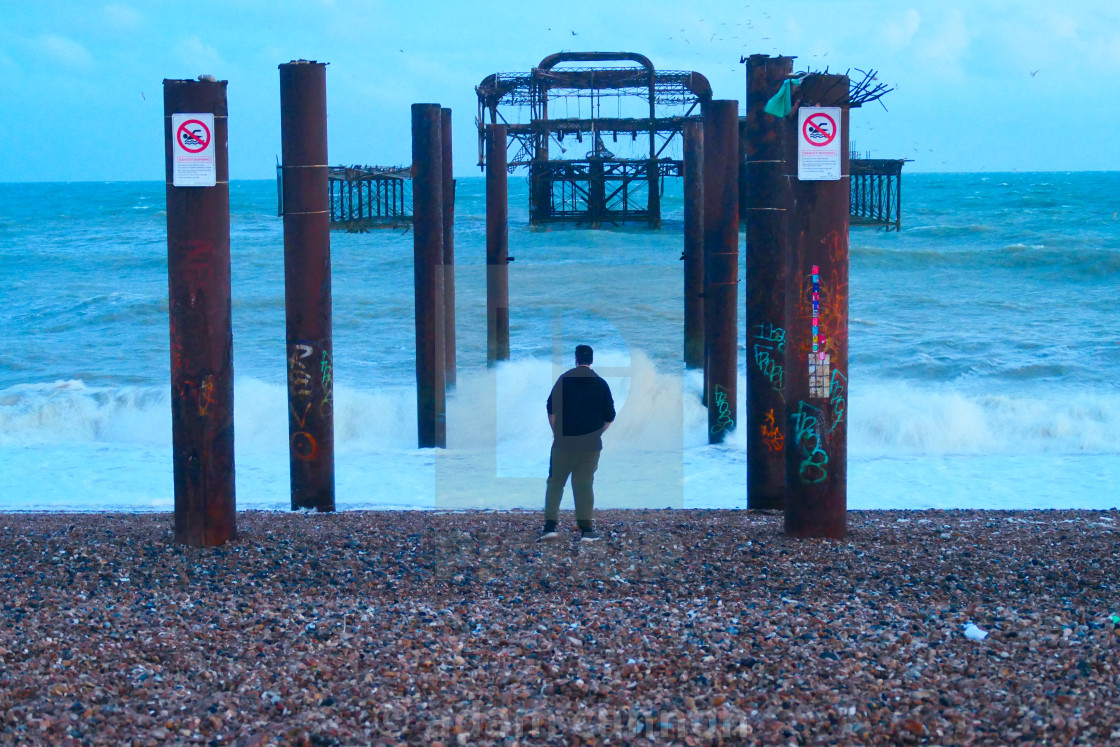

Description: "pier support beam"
412 103 447 448
682 120 704 371
646 157 661 228
441 107 457 389
703 100 740 444
745 54 794 511
279 61 335 512
486 124 510 366
783 75 850 539
163 77 236 546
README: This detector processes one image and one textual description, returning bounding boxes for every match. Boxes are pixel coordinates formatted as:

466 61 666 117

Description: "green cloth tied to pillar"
763 78 799 118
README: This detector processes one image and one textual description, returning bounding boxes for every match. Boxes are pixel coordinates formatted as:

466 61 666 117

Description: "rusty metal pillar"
703 100 740 444
486 123 510 366
682 120 704 370
588 158 606 228
412 103 447 448
647 158 662 228
163 77 236 547
441 107 457 389
745 55 794 511
279 61 335 512
784 75 850 539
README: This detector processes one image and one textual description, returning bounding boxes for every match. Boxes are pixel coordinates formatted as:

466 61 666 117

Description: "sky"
1 0 1118 182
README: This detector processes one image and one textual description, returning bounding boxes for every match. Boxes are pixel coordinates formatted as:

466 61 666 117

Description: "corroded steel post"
647 158 662 228
784 75 850 539
486 123 510 366
682 120 704 370
441 107 457 388
745 54 794 511
412 103 447 448
163 77 236 547
703 100 740 444
588 158 606 228
279 61 335 511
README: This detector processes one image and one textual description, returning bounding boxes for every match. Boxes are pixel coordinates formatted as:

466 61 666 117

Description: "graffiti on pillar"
288 342 320 461
795 238 848 361
197 375 215 417
791 401 829 484
761 408 784 452
828 369 847 433
320 350 334 412
291 431 319 461
811 264 822 354
752 323 786 397
710 385 735 436
289 343 315 399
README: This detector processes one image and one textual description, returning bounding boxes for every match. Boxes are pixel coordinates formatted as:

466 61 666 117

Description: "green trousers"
544 445 601 527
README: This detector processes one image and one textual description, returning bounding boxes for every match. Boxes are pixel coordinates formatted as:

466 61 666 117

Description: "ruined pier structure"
476 52 712 228
165 52 895 546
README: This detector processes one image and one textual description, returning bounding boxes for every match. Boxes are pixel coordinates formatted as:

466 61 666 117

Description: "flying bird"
1030 69 1039 77
571 30 578 35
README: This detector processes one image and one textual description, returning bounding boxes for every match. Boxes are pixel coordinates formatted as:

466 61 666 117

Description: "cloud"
104 3 143 32
913 9 971 76
881 9 921 50
35 34 94 70
175 36 229 77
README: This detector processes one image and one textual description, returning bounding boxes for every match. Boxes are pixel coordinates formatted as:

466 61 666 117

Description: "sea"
1 172 1117 513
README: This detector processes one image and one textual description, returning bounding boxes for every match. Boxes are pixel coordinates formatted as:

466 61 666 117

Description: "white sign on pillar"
797 107 841 181
172 113 217 187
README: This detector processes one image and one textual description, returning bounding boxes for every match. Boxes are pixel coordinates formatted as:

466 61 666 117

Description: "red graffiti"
761 409 784 452
291 431 319 461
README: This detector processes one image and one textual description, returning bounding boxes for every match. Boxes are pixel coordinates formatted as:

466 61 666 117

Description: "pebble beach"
1 508 1118 746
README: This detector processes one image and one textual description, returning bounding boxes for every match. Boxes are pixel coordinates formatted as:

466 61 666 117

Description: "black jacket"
546 366 616 451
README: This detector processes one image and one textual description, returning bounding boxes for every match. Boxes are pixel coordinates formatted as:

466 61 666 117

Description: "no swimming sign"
171 113 216 187
797 106 841 181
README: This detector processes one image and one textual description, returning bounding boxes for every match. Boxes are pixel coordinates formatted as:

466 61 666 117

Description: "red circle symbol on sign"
803 112 837 147
176 119 211 153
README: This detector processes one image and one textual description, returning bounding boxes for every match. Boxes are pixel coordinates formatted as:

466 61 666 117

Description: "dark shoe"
539 523 560 541
580 529 601 542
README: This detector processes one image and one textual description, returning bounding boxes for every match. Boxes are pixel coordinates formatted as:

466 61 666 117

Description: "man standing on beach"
541 344 616 542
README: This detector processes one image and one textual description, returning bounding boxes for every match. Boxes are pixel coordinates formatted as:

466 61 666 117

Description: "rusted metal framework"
850 158 907 231
278 164 413 231
476 52 711 227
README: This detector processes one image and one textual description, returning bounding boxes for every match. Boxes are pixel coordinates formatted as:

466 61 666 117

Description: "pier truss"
278 164 413 231
477 52 711 227
849 158 907 231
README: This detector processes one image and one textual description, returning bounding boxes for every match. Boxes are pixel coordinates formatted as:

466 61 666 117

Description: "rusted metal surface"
744 54 794 510
476 52 710 227
412 103 447 448
703 100 740 444
682 120 704 370
441 108 457 388
850 158 907 230
279 61 336 512
163 77 236 547
783 74 850 539
485 123 510 366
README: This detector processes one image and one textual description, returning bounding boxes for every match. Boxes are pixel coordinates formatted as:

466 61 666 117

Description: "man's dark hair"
575 345 594 366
